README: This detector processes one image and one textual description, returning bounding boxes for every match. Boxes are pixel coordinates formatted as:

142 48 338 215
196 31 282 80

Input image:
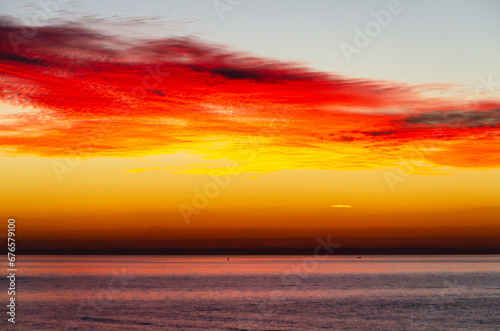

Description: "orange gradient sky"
1 21 500 251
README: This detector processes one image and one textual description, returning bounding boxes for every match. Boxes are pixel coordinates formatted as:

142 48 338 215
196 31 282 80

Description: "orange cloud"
1 22 500 172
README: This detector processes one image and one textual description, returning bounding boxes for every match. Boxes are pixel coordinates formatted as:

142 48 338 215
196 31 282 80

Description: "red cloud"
1 22 499 169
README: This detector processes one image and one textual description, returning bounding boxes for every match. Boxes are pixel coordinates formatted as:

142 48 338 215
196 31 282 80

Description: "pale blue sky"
2 0 500 89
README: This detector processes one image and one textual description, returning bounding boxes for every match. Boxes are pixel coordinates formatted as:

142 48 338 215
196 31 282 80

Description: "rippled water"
5 255 500 330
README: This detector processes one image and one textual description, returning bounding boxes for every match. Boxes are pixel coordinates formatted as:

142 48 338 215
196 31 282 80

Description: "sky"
1 0 500 252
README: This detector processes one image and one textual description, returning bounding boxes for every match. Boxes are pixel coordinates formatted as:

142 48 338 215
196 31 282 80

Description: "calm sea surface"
3 255 500 330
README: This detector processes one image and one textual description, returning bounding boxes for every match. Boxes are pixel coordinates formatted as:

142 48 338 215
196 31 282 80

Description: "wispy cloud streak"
1 21 499 171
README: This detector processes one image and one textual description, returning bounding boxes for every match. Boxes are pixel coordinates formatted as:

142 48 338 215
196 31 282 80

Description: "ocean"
5 255 500 330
